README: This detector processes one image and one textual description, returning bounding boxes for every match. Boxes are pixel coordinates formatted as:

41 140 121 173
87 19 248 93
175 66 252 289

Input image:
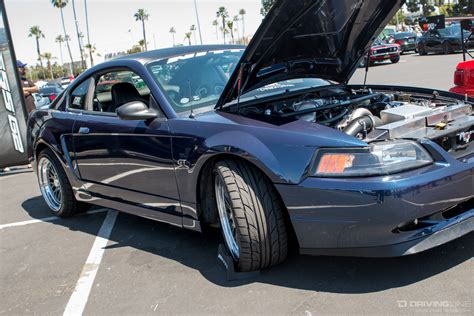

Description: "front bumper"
370 53 399 62
276 141 473 257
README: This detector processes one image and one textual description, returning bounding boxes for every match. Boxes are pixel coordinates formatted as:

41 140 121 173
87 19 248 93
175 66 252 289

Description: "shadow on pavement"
21 196 473 293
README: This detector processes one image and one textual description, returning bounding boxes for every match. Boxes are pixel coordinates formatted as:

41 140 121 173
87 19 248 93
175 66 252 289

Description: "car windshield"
147 49 333 115
147 49 243 114
438 24 470 37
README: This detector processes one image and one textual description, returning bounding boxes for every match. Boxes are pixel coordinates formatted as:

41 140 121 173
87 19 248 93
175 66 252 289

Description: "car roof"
113 44 246 64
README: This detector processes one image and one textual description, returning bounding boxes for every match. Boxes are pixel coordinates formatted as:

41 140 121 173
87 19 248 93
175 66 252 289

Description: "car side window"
92 70 151 113
69 78 92 110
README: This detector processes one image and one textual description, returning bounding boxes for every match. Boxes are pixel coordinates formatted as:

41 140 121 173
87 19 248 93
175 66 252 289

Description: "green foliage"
260 0 275 16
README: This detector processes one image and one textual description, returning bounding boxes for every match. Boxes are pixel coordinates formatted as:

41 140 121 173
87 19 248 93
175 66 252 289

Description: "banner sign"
0 2 29 168
419 15 446 32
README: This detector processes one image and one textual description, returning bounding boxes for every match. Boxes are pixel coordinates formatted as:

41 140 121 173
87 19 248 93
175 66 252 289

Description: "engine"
236 88 473 156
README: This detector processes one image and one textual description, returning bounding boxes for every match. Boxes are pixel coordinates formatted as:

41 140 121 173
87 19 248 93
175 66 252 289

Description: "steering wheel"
195 84 211 98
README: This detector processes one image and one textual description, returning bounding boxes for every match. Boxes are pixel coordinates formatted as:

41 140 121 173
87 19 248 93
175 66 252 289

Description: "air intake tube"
343 115 381 138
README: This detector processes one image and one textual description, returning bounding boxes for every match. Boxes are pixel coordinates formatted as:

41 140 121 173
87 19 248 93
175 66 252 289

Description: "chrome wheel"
38 157 62 212
215 174 240 260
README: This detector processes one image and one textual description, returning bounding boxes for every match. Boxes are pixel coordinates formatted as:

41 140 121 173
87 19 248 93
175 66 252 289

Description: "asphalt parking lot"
1 52 473 315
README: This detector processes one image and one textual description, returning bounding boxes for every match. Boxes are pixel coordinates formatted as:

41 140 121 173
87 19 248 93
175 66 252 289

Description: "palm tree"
227 20 234 44
216 7 229 44
51 0 74 75
192 0 203 45
55 35 64 65
190 25 197 45
84 44 97 67
169 27 176 46
41 52 55 79
138 39 146 51
212 20 219 41
134 9 149 51
184 32 192 46
233 15 240 42
28 26 45 78
239 8 246 40
71 0 85 69
84 0 92 66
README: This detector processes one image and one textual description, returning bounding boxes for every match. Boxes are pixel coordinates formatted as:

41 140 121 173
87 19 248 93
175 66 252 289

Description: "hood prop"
362 48 371 91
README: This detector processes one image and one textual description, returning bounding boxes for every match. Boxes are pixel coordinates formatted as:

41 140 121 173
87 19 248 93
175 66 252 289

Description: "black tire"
37 149 90 217
390 56 400 63
443 42 452 55
418 45 427 55
213 160 288 271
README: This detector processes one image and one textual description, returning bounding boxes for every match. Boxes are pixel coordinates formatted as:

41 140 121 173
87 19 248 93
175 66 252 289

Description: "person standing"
17 60 38 114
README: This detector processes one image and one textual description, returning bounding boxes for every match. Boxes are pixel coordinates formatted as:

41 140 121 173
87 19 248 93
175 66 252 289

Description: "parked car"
32 93 50 110
60 76 74 89
28 0 473 272
450 59 474 97
360 39 400 67
417 24 474 55
38 85 63 103
389 31 417 53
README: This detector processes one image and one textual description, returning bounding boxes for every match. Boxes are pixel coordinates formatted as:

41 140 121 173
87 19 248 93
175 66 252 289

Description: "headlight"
313 140 433 177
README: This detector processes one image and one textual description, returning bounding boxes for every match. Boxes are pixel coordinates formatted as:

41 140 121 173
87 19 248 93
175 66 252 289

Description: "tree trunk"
47 60 53 79
172 34 175 46
242 15 245 43
84 0 93 67
60 8 75 76
58 42 64 65
72 0 85 70
142 20 148 51
222 17 226 44
35 37 45 79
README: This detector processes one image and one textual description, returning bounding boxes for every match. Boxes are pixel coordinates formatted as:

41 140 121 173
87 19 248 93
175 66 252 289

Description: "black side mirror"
116 101 158 120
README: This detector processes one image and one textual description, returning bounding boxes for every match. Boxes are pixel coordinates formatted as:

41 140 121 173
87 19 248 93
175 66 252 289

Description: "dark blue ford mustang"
28 0 473 271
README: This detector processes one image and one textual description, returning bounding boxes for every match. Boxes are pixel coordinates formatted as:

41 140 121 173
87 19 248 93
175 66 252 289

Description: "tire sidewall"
37 150 67 216
212 169 243 260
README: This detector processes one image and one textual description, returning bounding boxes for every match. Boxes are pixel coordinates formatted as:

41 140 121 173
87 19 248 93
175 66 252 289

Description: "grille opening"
394 198 473 233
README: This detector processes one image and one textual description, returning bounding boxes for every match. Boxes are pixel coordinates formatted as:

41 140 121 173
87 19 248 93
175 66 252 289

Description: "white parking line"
0 209 108 230
63 210 118 316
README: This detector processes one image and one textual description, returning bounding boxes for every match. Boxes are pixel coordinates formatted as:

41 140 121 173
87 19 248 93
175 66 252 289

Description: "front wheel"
37 149 90 217
443 42 452 55
390 56 400 63
213 160 288 272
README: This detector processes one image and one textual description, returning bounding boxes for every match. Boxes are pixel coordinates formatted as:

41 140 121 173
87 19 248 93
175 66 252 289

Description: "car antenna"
362 49 371 91
187 79 195 118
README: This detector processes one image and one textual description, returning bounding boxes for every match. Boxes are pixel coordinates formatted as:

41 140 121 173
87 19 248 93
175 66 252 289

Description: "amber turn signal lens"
316 154 354 174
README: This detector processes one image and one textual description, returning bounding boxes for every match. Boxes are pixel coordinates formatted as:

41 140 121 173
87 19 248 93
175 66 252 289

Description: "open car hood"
216 0 403 108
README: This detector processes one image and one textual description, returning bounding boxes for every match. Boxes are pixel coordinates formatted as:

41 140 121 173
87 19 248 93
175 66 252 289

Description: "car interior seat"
109 82 146 113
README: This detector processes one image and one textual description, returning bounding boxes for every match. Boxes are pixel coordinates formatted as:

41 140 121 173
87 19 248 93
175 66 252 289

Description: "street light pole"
193 0 203 45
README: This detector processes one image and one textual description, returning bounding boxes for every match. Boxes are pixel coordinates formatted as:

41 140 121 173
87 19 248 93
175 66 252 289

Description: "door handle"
78 127 90 134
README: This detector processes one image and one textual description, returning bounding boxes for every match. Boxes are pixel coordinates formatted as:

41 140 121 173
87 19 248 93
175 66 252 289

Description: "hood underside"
216 0 404 108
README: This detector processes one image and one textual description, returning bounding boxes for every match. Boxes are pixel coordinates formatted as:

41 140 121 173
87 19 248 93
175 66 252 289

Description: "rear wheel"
213 160 288 271
37 149 90 217
418 45 427 55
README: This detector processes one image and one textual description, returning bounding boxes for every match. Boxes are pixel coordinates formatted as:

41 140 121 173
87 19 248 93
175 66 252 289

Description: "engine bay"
231 87 473 157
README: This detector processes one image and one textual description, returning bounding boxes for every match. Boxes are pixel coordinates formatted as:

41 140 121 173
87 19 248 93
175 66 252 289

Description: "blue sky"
5 0 264 66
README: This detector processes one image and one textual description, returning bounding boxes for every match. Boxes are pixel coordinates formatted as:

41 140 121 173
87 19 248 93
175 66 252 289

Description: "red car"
360 40 401 67
449 60 474 97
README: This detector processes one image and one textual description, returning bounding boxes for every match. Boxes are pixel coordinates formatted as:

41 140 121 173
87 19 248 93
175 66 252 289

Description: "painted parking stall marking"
0 208 108 230
63 210 118 316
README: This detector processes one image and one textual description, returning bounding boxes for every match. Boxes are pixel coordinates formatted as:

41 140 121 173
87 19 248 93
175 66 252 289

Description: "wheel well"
35 143 49 161
196 154 299 247
196 154 285 223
